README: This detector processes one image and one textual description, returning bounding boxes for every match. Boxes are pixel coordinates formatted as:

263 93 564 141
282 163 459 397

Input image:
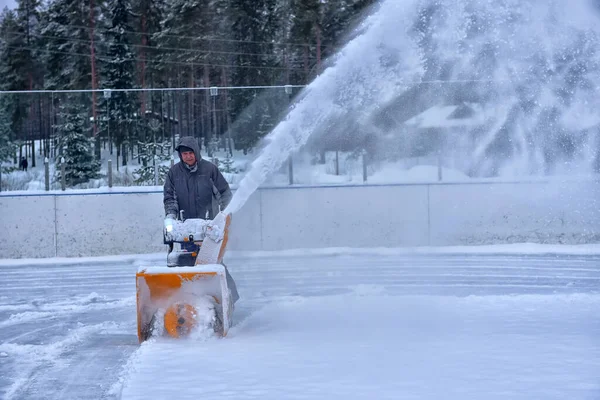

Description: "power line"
4 44 313 72
4 29 320 60
42 20 319 48
0 84 308 94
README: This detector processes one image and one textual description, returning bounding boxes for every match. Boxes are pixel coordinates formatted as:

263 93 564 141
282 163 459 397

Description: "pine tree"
156 0 221 144
228 0 282 153
134 120 171 185
288 0 322 83
101 0 138 166
55 100 101 186
221 151 237 173
134 0 164 76
13 0 42 167
15 0 42 84
0 9 30 165
41 0 100 92
40 0 71 91
41 0 101 163
0 96 16 170
134 0 165 123
133 140 171 185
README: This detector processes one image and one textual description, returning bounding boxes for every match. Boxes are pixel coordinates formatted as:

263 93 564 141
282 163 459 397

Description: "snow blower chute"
136 212 234 342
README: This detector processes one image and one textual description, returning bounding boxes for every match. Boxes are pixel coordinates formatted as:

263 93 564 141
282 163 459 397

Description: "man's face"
181 150 196 166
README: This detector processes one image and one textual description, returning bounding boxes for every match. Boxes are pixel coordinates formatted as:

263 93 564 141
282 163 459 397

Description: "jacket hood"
175 136 202 163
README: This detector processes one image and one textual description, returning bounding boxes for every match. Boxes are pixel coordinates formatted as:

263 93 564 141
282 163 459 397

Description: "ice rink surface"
1 248 599 399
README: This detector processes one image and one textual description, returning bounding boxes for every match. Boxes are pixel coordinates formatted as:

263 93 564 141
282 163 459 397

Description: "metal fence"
0 85 453 192
0 85 304 159
0 85 388 192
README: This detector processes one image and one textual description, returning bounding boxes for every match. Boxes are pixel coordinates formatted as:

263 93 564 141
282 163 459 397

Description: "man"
164 136 232 221
163 136 239 303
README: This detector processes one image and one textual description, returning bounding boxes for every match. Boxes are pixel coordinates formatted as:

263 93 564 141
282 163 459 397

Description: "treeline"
0 0 375 183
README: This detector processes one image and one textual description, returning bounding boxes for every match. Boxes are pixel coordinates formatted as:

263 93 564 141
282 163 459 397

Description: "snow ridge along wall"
1 179 600 258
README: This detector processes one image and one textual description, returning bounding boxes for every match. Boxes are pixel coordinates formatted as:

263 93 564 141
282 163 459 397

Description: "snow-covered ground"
0 145 252 192
2 145 476 194
1 246 599 400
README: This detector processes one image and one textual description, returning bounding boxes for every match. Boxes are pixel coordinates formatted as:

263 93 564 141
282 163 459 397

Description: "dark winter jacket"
163 136 232 220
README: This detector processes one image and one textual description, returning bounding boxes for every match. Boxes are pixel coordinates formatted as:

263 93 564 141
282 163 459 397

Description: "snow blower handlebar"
164 217 211 244
163 217 227 245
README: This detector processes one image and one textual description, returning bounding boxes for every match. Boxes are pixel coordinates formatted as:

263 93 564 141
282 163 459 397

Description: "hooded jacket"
163 136 233 220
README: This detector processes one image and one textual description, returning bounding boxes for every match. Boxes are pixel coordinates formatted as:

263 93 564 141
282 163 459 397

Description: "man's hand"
205 221 225 242
164 214 176 235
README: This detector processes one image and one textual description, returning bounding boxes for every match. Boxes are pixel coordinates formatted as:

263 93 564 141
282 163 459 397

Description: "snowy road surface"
1 248 599 399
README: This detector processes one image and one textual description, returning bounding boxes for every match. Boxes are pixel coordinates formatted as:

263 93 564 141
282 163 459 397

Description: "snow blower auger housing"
136 212 233 343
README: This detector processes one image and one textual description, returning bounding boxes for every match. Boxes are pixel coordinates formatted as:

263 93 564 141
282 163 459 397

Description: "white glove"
164 214 176 234
205 222 225 242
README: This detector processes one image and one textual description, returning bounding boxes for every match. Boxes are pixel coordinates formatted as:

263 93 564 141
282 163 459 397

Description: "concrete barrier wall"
259 185 430 250
1 179 600 259
428 180 600 245
1 195 57 258
224 190 262 252
55 193 166 257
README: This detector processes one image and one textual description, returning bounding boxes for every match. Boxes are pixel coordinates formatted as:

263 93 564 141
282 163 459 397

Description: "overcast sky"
1 0 15 11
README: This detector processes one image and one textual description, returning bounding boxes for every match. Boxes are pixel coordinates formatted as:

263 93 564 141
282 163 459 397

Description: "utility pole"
210 87 218 158
89 0 99 159
316 24 322 74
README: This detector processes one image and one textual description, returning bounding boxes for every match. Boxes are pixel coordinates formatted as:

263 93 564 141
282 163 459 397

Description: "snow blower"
136 212 234 342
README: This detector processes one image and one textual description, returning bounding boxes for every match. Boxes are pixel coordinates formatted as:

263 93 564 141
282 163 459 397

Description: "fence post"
44 157 49 191
288 156 294 185
170 155 174 168
285 85 294 186
154 155 159 186
60 157 66 191
335 151 339 175
437 149 443 181
362 150 367 183
108 159 113 188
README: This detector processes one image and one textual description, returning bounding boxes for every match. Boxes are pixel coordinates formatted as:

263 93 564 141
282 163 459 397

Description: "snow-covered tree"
0 96 16 170
221 151 237 173
134 119 171 185
134 0 164 87
40 0 71 91
0 9 31 164
40 0 102 161
133 140 171 185
133 0 165 133
156 0 223 143
13 0 43 166
16 0 42 80
101 0 138 166
0 0 391 169
40 0 100 92
227 0 283 153
55 101 101 186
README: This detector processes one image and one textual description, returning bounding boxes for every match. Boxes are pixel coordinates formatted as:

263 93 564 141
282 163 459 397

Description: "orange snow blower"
136 212 234 343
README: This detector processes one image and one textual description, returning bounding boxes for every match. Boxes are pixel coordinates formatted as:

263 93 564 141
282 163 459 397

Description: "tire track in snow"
0 322 120 399
0 296 135 330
